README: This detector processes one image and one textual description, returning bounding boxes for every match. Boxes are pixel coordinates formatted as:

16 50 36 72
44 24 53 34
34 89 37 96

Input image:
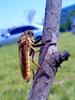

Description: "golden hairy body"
18 30 34 82
18 30 53 82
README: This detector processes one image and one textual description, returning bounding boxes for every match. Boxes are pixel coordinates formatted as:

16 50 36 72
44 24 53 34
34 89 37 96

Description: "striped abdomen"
20 44 31 82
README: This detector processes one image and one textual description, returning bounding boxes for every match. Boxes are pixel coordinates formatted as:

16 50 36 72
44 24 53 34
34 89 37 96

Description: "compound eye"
27 32 30 35
32 33 33 36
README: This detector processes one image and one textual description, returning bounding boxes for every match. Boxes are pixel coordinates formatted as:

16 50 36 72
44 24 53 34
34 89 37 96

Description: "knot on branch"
55 50 70 67
48 50 70 72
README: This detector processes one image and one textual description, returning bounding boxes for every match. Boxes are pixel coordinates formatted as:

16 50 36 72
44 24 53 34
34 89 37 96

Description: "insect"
18 30 52 82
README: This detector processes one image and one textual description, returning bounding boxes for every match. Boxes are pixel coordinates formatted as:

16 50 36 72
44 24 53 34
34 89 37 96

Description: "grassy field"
0 32 75 100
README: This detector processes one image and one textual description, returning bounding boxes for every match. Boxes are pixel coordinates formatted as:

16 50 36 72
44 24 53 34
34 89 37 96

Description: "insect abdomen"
21 45 31 82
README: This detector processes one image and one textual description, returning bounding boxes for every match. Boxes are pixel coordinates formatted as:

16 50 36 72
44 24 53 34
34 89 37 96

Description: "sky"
0 0 75 29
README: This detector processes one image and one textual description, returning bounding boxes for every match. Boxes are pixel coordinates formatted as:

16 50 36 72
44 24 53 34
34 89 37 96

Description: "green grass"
0 32 75 100
49 32 75 100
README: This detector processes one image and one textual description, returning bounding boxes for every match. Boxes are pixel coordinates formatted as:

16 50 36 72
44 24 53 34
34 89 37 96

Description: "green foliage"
60 9 75 32
60 20 71 32
0 32 75 100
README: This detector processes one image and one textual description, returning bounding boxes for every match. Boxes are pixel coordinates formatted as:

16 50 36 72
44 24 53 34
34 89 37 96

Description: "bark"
28 0 70 100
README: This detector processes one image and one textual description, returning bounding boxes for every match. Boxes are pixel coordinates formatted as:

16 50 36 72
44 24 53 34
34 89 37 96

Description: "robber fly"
18 30 54 82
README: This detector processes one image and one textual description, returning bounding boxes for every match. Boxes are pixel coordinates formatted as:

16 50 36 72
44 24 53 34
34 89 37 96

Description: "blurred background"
0 0 75 35
0 0 75 100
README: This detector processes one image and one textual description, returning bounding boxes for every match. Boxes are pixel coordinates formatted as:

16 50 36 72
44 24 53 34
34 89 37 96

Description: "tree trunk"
28 0 70 100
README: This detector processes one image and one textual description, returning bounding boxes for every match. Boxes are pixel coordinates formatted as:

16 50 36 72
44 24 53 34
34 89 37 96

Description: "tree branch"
28 0 70 100
28 50 70 100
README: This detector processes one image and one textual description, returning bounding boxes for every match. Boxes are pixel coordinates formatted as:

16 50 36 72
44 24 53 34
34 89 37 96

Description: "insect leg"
31 51 50 78
33 40 51 47
34 37 42 44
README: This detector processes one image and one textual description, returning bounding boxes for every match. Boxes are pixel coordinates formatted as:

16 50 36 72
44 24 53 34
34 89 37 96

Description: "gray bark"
28 0 70 100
